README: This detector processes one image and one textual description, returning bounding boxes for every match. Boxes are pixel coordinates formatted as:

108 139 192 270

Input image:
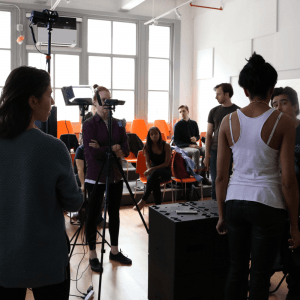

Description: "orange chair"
135 151 173 210
124 152 137 179
71 122 82 140
153 120 170 141
57 120 75 139
199 132 206 147
125 122 132 133
131 119 148 141
147 122 154 131
171 150 203 201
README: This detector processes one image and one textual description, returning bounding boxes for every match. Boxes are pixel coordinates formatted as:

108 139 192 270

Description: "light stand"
29 9 59 74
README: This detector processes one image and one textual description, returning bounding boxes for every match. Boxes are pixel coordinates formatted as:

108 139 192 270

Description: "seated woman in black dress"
134 127 171 210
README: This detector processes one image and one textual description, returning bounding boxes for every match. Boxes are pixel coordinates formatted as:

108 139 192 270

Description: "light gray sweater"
0 129 83 288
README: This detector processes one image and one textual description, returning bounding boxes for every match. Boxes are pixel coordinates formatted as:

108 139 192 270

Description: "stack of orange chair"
153 120 171 143
131 119 148 143
57 120 75 139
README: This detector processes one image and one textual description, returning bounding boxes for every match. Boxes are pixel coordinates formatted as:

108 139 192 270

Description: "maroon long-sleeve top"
82 113 129 183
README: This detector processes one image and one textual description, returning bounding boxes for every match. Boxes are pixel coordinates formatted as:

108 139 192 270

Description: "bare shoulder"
220 114 231 131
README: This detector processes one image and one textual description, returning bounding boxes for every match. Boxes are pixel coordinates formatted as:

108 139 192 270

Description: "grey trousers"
182 146 205 170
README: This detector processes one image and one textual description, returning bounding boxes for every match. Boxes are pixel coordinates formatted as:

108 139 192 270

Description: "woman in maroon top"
82 85 131 273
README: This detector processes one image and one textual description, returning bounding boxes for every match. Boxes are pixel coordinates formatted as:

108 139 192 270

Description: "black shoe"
109 250 132 265
201 177 212 185
89 258 103 273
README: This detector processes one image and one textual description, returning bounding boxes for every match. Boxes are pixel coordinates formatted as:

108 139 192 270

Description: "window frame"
6 4 180 124
87 17 138 121
147 23 174 123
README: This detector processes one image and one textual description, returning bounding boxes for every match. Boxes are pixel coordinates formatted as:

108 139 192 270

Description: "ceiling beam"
120 0 146 11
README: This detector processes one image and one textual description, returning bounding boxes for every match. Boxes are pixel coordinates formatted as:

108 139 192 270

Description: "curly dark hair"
238 52 277 100
144 127 164 153
271 86 299 115
0 66 50 139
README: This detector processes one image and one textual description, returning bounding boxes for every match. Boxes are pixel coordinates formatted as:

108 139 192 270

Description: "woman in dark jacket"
83 85 132 273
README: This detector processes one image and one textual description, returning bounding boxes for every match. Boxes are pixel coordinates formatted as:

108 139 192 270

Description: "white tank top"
226 108 285 209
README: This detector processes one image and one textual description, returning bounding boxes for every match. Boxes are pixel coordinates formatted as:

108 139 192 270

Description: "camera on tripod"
29 9 59 28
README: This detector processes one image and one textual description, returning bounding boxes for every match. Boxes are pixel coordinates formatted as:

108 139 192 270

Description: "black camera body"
30 9 59 28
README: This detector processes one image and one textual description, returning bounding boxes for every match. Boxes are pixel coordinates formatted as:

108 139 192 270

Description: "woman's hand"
144 168 153 177
216 218 228 235
89 139 100 149
112 144 121 152
203 156 210 169
289 228 300 249
81 184 85 194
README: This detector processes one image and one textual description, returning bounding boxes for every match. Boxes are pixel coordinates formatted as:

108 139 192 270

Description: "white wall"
192 0 300 132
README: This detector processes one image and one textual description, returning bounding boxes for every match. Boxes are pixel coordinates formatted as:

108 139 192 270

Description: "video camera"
29 9 59 28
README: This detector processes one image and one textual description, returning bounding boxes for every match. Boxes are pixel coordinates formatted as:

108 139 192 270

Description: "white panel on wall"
230 39 252 76
214 45 232 80
226 0 252 43
275 26 300 71
251 0 277 39
197 48 214 79
278 0 300 32
197 78 220 132
253 34 276 67
231 76 249 109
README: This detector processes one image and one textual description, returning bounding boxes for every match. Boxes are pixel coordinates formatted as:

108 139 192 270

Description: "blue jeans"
225 200 286 300
210 149 217 200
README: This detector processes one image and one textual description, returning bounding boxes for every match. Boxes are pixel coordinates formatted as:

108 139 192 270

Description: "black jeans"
225 200 286 300
142 168 172 205
85 180 123 249
0 263 70 300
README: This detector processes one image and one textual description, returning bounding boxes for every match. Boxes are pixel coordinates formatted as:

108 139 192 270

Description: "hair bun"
93 84 99 89
248 52 265 68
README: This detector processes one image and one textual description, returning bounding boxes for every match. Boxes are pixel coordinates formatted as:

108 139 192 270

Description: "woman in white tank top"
215 53 300 300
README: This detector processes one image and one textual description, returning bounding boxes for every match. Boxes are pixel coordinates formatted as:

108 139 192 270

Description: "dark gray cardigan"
0 129 83 288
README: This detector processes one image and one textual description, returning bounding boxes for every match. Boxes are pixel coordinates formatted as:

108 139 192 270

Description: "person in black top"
271 86 300 300
133 127 172 211
204 83 240 200
174 105 211 185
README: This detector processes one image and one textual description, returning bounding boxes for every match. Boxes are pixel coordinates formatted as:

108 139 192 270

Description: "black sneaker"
89 258 103 273
109 250 132 265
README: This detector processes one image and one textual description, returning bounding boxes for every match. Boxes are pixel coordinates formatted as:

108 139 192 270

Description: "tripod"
91 103 148 300
69 105 110 256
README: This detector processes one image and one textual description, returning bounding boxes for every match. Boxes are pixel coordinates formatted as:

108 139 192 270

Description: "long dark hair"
0 66 50 139
238 52 277 100
144 127 164 152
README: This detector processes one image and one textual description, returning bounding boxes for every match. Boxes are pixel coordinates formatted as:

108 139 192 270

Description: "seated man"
174 105 211 185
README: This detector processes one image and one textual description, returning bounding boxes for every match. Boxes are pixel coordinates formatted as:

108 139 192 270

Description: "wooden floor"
25 198 289 300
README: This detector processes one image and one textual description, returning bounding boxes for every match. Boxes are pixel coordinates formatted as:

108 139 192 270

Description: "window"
88 19 136 121
148 25 171 122
28 53 80 122
0 11 11 91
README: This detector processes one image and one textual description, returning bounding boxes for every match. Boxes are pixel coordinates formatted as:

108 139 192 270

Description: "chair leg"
171 182 173 203
163 184 166 199
127 162 129 180
135 180 137 198
185 183 187 201
201 182 203 200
